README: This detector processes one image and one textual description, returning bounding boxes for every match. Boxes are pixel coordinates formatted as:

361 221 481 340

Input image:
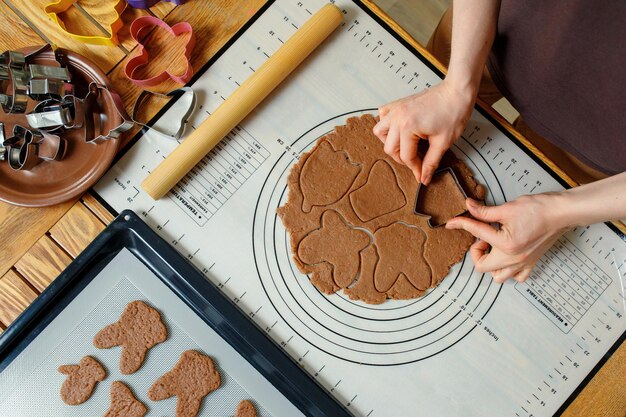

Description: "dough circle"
278 114 485 304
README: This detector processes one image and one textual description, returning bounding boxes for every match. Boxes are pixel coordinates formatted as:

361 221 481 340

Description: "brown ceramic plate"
0 47 121 207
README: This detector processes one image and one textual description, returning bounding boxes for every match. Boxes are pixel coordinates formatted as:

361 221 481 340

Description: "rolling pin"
141 3 343 200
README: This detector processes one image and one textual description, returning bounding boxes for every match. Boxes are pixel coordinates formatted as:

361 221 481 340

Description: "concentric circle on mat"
253 110 503 365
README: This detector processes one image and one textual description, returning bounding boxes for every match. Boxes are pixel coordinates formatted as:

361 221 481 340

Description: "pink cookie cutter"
124 16 195 87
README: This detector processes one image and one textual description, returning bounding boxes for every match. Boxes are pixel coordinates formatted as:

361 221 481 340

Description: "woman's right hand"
373 79 476 185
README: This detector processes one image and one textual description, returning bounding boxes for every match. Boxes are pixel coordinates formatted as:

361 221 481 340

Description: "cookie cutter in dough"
44 0 127 46
124 16 195 87
413 167 469 228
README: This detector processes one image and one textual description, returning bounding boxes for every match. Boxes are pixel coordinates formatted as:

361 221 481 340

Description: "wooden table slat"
14 235 72 293
48 202 106 258
81 192 116 224
0 269 37 327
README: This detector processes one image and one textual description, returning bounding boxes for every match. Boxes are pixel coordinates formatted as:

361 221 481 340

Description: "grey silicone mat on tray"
0 210 351 417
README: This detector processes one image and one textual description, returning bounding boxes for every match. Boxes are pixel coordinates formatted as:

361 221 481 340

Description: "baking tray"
0 210 351 417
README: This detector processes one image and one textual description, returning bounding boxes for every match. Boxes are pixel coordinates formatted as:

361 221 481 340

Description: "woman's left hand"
446 194 571 283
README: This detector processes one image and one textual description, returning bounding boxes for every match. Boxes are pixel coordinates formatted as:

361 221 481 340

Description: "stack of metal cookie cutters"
0 44 133 171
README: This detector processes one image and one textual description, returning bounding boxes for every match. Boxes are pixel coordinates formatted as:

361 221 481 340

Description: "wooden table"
0 1 623 415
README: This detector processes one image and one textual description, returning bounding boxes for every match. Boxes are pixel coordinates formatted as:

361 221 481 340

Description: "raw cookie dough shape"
298 210 371 288
93 300 168 374
349 159 407 222
58 356 106 405
148 350 221 417
373 222 431 292
104 381 147 417
300 140 360 212
414 168 468 227
234 400 258 417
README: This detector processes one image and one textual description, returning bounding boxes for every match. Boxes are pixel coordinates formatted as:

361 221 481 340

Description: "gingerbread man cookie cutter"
124 16 195 87
44 0 127 46
413 167 469 228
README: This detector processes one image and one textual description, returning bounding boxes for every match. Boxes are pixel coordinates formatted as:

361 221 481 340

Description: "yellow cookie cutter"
44 0 127 46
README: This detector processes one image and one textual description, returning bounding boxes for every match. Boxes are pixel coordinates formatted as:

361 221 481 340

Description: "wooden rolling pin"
141 3 343 200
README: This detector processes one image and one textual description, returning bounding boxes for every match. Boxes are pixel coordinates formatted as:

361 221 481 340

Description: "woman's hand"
445 195 571 283
373 80 475 185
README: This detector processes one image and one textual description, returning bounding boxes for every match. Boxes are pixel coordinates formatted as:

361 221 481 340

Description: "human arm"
373 0 500 185
445 172 626 282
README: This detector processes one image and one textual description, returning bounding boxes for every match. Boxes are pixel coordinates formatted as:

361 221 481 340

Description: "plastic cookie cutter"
413 167 469 228
44 0 127 46
2 124 66 170
124 16 195 87
127 0 188 8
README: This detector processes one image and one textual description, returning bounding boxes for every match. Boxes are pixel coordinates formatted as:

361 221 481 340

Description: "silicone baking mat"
94 1 626 416
0 212 348 417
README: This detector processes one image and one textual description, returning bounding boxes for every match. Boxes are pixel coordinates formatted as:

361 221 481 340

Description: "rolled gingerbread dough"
277 114 485 304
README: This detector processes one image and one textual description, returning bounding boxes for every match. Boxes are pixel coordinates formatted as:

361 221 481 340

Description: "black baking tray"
0 209 351 417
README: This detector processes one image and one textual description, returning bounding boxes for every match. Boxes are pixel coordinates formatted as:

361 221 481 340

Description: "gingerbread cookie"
104 381 147 417
93 300 167 374
277 114 485 303
148 350 221 417
58 356 106 405
235 400 258 417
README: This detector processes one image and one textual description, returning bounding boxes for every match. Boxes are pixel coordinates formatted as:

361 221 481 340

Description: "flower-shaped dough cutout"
298 210 370 288
93 300 167 374
124 16 195 87
148 350 221 417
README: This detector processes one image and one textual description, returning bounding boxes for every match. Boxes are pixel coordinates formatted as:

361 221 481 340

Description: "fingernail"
466 198 477 207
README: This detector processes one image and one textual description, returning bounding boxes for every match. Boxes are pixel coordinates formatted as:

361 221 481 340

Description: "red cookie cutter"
124 16 195 87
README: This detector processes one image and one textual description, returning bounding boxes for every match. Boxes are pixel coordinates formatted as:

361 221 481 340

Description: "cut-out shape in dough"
300 140 360 212
93 300 167 375
58 356 106 405
414 168 467 227
350 160 406 222
298 210 370 288
148 350 221 417
373 223 431 292
104 382 147 417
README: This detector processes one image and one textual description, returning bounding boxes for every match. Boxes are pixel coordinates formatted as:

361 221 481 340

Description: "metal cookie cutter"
2 124 66 171
124 16 195 87
44 0 127 46
1 45 74 113
0 51 29 113
131 87 196 140
413 167 469 228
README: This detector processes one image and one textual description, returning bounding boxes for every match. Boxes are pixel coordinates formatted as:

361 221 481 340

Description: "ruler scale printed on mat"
92 1 626 416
